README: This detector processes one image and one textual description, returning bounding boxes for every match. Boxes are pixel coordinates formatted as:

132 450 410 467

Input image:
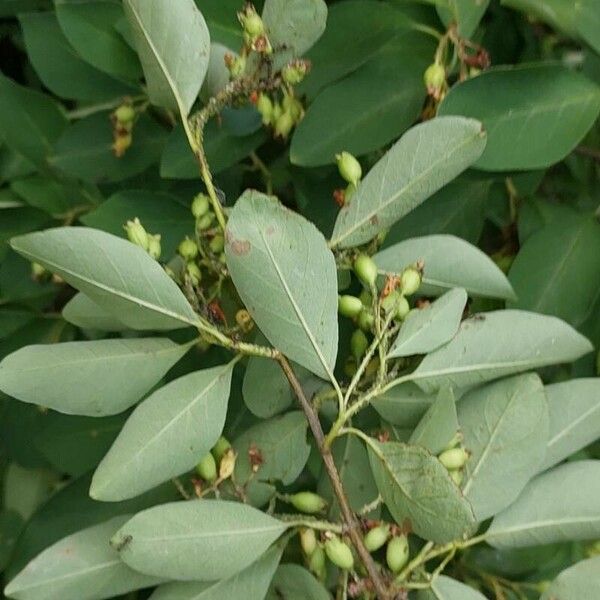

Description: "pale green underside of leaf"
11 227 199 330
368 440 476 543
4 516 162 600
330 116 486 248
266 564 331 600
389 288 467 358
409 310 593 394
0 338 190 416
458 373 548 521
91 363 234 501
375 234 516 300
225 191 338 379
540 555 600 600
487 460 600 548
124 0 210 115
417 574 488 600
113 500 288 581
62 293 129 332
372 382 436 428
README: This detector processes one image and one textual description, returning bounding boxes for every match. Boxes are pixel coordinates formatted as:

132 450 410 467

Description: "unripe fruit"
147 233 162 260
282 93 304 122
219 448 236 479
191 193 210 218
357 309 375 332
395 295 410 320
256 93 274 125
274 110 294 139
282 60 309 85
381 290 401 313
115 104 135 123
438 447 469 470
386 535 409 573
124 218 149 250
354 254 378 287
227 54 246 78
336 151 362 186
290 491 327 514
351 329 369 361
308 545 326 580
211 436 231 462
338 295 363 318
197 213 215 230
325 536 354 570
178 237 199 260
299 527 318 556
364 523 390 552
186 262 202 285
400 267 421 296
424 63 446 90
241 12 264 37
209 234 225 254
449 469 464 487
196 452 217 482
359 289 372 306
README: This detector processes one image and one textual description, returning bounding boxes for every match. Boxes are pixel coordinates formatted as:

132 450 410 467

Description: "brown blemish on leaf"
226 231 251 256
265 225 275 236
399 518 413 535
370 215 379 226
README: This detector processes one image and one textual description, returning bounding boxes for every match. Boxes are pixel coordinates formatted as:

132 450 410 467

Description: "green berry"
338 295 363 318
290 491 327 514
115 104 135 124
336 151 362 186
386 535 409 573
196 452 217 482
299 528 318 556
354 254 378 287
438 447 469 470
359 289 372 306
178 237 199 260
351 329 369 361
209 234 225 254
147 233 162 260
325 536 354 570
357 309 375 332
227 54 246 78
424 63 446 90
256 93 274 125
197 213 215 231
186 262 202 285
282 60 309 85
191 193 210 218
211 436 231 463
241 11 264 37
364 524 390 553
274 110 294 139
395 296 410 320
400 267 421 296
308 545 326 580
381 291 401 313
124 217 149 251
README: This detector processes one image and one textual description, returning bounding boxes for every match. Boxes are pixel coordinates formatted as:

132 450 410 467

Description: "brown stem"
277 356 392 600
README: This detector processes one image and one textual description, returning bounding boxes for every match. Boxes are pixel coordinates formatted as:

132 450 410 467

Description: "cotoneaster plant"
0 1 600 600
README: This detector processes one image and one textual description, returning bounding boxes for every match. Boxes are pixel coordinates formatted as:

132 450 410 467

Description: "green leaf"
458 374 549 521
508 214 600 327
225 191 338 380
0 74 67 166
50 112 168 184
409 310 593 394
124 0 210 116
0 510 24 572
417 575 487 600
149 541 283 600
19 12 137 102
486 460 600 548
436 0 490 38
11 227 199 330
577 0 600 55
0 338 190 416
55 0 142 81
438 64 600 171
372 383 435 428
4 516 162 600
409 387 459 455
368 439 476 543
266 564 331 600
199 0 243 49
62 293 129 331
541 556 600 600
81 190 193 259
541 378 600 471
113 500 288 580
330 117 486 248
389 288 467 358
231 411 311 507
290 32 433 166
500 0 577 37
91 362 234 501
375 235 516 300
262 0 327 68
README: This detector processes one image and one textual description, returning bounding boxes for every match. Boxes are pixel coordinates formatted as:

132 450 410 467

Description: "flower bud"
338 295 363 318
438 447 469 470
226 53 246 79
256 93 274 125
124 218 149 250
299 527 318 556
351 329 369 361
386 535 409 573
219 447 237 480
424 62 446 92
274 110 294 139
325 536 354 570
191 193 210 218
290 491 327 514
196 452 217 482
354 254 378 287
238 6 264 38
197 212 215 231
308 545 326 580
178 237 199 260
211 436 232 462
336 151 362 186
364 523 390 553
400 267 421 296
357 309 375 332
115 104 135 124
282 59 310 85
186 262 202 285
146 233 162 260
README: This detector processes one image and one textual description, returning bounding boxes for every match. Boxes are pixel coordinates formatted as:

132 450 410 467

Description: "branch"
277 356 392 600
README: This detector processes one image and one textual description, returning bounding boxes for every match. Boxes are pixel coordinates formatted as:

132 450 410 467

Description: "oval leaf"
62 293 129 332
417 575 487 600
541 556 600 600
225 191 338 379
330 117 486 248
91 362 234 501
112 500 288 581
266 564 330 600
11 227 199 330
0 338 189 416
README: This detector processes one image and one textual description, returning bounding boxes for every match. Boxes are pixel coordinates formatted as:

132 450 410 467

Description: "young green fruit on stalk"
274 110 294 139
351 329 369 361
186 262 202 285
364 523 390 552
178 237 199 260
438 447 469 470
357 309 375 332
400 267 422 296
256 93 274 125
299 528 318 556
336 151 362 186
325 536 354 570
211 436 232 463
290 491 327 514
124 218 149 251
114 104 135 124
309 545 326 580
354 254 378 286
191 193 210 218
386 535 409 573
338 295 363 318
147 234 161 260
196 452 217 482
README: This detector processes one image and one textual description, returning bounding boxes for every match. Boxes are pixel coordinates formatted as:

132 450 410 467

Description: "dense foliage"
1 1 600 599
